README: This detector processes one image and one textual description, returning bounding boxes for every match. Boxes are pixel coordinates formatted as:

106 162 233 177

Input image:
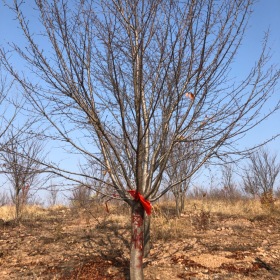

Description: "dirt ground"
0 203 280 280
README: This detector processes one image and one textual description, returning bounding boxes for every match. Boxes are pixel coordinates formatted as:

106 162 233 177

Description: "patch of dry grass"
150 198 280 240
0 204 48 221
48 204 69 212
1 198 279 237
152 215 192 241
186 198 280 218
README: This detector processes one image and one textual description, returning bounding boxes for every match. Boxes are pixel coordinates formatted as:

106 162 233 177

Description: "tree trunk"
15 189 21 221
143 213 151 258
175 193 180 217
130 201 145 280
15 194 20 220
180 193 185 213
175 192 185 218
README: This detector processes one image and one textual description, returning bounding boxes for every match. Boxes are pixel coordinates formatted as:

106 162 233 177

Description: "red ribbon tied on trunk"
128 190 152 215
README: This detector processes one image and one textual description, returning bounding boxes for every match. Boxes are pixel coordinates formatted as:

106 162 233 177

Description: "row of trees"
169 148 280 217
69 148 280 216
1 145 279 211
0 0 280 279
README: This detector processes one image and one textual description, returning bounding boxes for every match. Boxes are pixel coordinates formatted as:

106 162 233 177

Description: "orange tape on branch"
128 190 152 215
185 92 195 101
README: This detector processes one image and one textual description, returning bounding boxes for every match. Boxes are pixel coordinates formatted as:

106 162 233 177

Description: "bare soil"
0 204 280 280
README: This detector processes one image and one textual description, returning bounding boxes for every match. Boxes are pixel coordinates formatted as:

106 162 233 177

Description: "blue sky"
1 0 279 149
235 0 280 153
0 1 280 196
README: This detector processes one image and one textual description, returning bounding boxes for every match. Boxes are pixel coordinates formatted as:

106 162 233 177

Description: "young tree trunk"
175 192 185 218
15 193 20 220
15 188 21 221
175 193 180 218
130 201 145 280
180 193 185 213
143 214 151 258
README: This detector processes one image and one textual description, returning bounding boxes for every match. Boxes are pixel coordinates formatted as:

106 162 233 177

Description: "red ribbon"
128 190 152 215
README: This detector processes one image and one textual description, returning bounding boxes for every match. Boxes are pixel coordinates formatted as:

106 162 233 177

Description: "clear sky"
1 0 279 147
0 0 280 197
234 0 280 153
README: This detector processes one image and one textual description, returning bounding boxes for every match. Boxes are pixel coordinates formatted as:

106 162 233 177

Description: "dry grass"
1 198 280 279
0 204 48 221
151 198 280 241
187 198 280 217
152 216 191 241
1 198 279 232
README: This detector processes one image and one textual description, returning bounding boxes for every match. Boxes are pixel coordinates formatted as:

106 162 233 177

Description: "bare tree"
47 182 59 207
243 148 280 205
0 66 21 208
0 66 16 151
0 131 47 220
220 163 241 201
166 141 200 217
0 190 10 206
1 0 280 278
69 184 92 209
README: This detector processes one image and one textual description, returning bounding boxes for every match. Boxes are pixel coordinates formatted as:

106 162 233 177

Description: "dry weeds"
0 199 279 279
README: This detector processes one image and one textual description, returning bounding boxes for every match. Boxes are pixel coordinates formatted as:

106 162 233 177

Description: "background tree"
0 131 47 220
1 0 280 278
0 66 16 151
0 65 21 208
243 148 280 205
69 184 92 209
47 182 59 207
220 163 241 201
0 190 10 206
166 140 200 217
